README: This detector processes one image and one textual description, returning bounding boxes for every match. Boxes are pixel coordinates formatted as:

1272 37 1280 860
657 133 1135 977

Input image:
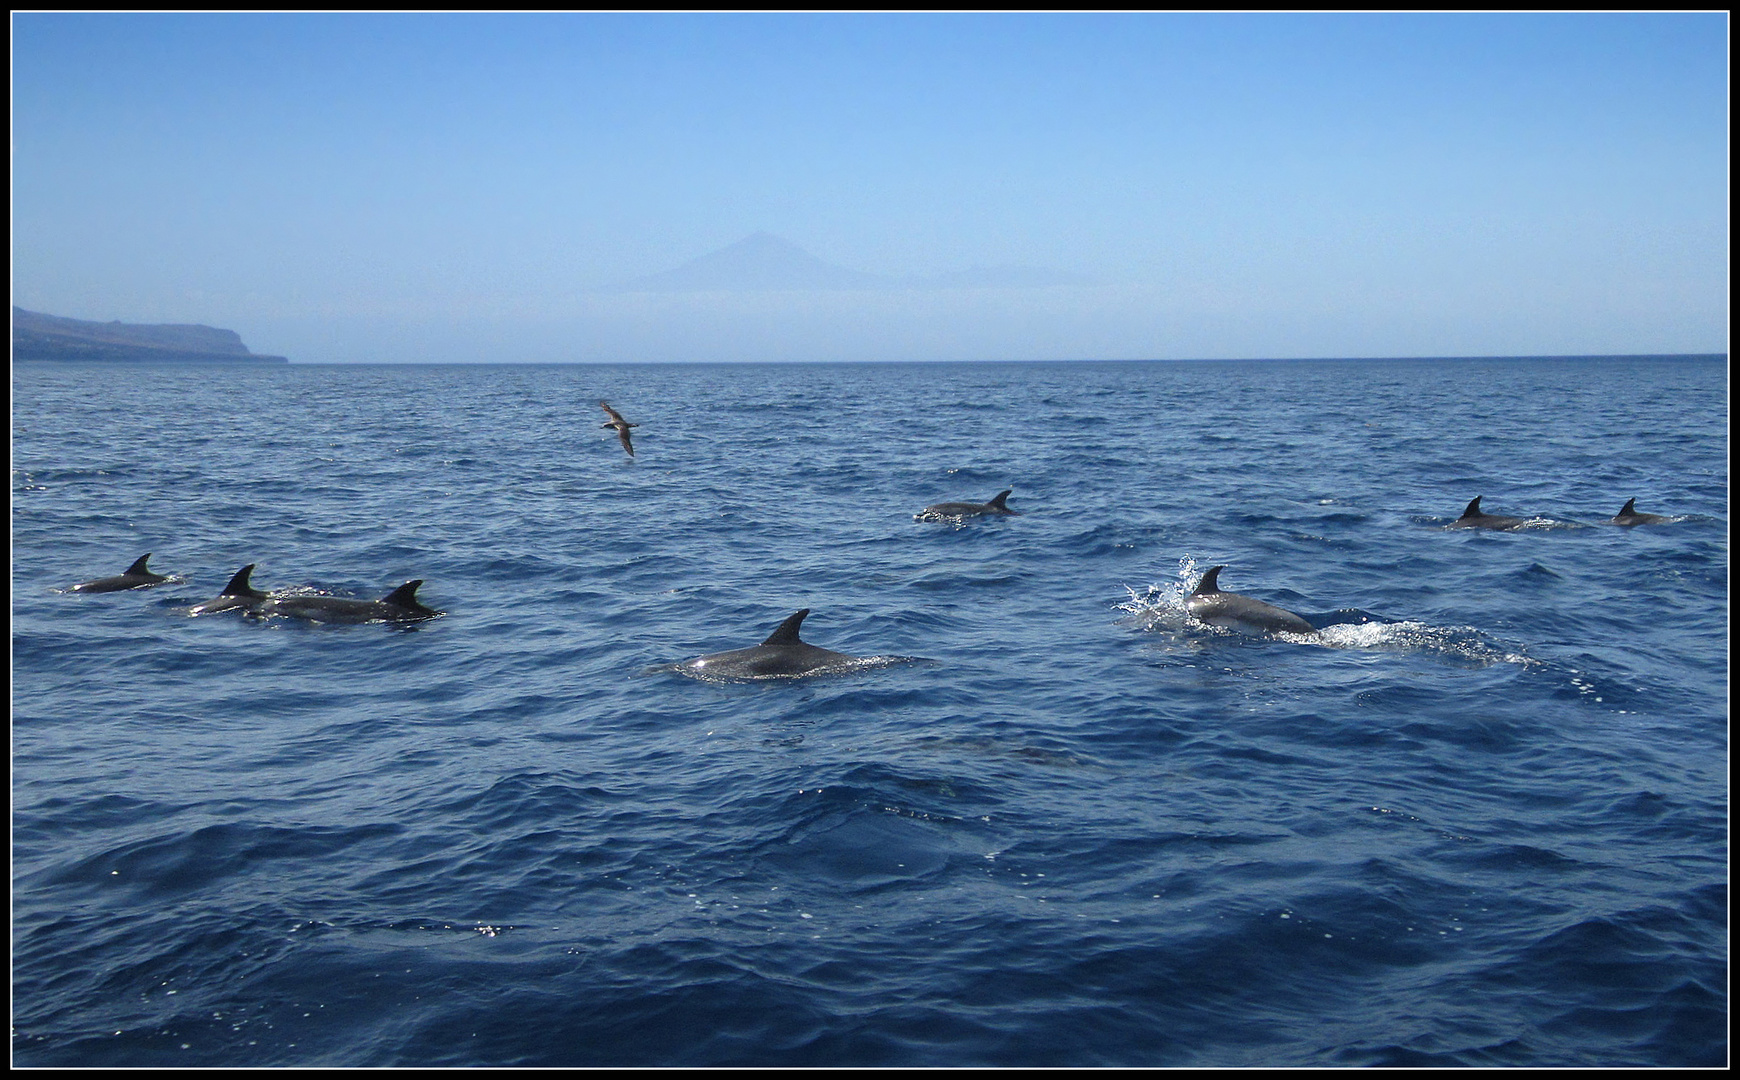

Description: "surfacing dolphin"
916 489 1020 521
1186 565 1316 636
258 580 443 624
599 400 638 456
188 564 272 615
1447 496 1528 531
1612 499 1672 526
70 553 171 593
665 609 915 680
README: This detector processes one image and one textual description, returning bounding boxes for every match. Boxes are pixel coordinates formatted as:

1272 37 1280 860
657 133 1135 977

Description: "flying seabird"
599 400 639 456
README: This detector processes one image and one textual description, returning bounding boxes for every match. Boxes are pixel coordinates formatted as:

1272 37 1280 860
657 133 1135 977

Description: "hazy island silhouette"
13 306 289 363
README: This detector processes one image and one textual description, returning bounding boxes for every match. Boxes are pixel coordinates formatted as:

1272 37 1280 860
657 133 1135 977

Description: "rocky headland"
13 307 289 363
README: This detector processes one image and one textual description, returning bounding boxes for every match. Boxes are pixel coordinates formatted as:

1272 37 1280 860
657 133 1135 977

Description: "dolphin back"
72 553 168 592
1613 498 1670 525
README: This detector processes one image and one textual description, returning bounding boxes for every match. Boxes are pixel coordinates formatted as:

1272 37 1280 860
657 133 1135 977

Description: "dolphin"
258 580 443 624
69 553 171 593
1186 565 1316 635
1612 498 1671 527
673 609 863 679
599 400 638 456
188 564 272 615
1447 496 1528 531
916 489 1020 520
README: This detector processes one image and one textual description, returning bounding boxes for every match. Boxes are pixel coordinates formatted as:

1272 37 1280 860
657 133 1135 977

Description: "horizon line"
214 351 1733 366
18 352 1727 367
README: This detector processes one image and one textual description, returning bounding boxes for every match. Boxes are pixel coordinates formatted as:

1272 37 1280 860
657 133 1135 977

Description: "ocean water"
11 356 1727 1067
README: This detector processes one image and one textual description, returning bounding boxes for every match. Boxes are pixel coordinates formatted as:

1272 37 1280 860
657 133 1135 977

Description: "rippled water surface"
12 357 1727 1066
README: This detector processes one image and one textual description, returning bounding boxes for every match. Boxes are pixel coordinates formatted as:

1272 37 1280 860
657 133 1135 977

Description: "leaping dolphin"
1186 565 1316 636
1447 496 1528 531
599 400 638 456
69 553 171 593
672 609 865 679
188 564 271 615
258 580 443 624
916 489 1020 520
1612 499 1671 526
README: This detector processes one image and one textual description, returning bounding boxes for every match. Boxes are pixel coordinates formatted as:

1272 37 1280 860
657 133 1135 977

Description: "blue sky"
11 12 1728 362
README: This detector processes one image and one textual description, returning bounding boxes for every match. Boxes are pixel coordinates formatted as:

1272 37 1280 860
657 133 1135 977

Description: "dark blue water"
12 357 1727 1067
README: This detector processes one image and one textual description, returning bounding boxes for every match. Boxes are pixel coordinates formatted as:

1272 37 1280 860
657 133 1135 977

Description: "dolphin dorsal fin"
762 609 810 646
1619 498 1637 516
125 553 154 575
1460 496 1483 518
1191 566 1225 596
988 489 1012 510
221 564 263 597
381 580 424 607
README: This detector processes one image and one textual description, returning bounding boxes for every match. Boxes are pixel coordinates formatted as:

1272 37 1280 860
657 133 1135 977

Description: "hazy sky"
12 12 1729 363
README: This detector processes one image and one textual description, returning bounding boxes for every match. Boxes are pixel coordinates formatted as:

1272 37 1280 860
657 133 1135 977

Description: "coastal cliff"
12 307 289 363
